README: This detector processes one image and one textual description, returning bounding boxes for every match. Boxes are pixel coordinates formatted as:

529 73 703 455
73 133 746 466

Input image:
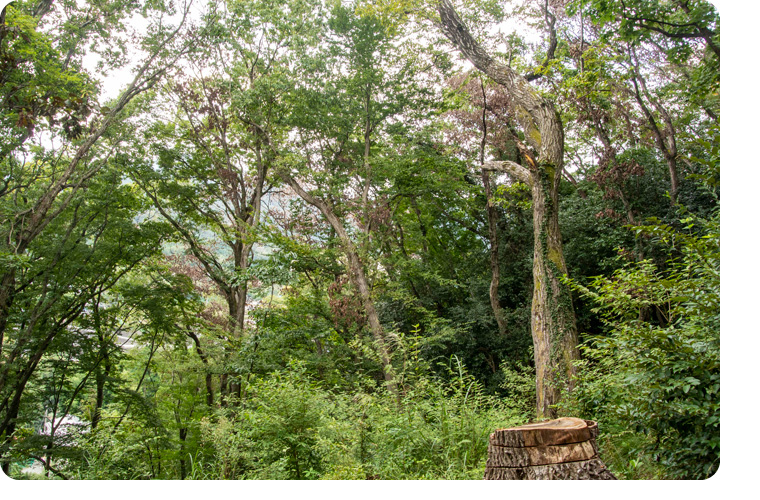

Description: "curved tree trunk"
478 78 508 336
437 0 579 418
482 170 507 336
186 329 214 407
280 172 399 399
628 47 680 205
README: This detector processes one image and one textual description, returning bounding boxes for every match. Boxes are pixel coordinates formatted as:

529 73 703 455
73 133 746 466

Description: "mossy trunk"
530 165 579 418
437 0 579 418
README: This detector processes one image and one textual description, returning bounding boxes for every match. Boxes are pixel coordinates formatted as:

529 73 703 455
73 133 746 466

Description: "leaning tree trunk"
437 0 579 418
484 417 616 480
281 172 399 398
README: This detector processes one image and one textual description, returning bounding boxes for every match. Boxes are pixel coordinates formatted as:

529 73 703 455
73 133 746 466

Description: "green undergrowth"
190 358 525 480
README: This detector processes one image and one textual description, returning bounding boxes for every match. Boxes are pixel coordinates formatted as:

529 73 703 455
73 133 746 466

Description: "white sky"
81 0 545 102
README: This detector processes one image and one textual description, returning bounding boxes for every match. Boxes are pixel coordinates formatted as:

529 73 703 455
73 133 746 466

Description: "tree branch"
481 160 532 185
525 0 558 82
436 0 564 169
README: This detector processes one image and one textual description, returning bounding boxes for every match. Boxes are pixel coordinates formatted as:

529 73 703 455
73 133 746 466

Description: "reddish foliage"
443 71 522 163
163 253 230 328
590 157 645 200
327 276 366 331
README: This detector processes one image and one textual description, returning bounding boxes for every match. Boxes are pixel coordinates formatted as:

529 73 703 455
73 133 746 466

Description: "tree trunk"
437 0 579 418
186 330 214 407
178 427 188 480
0 391 21 474
93 361 108 430
478 78 508 336
481 170 508 336
529 166 579 418
226 290 245 405
628 46 679 205
92 299 111 430
281 172 399 398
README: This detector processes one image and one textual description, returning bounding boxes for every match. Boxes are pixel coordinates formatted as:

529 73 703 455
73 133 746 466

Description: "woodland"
0 0 719 480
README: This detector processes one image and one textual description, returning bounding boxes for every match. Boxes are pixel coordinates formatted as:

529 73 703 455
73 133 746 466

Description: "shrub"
564 202 719 479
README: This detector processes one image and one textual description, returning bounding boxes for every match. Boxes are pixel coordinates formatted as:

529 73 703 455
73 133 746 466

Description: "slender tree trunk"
226 289 245 404
478 78 508 336
482 173 507 336
438 0 579 418
92 357 110 430
281 172 399 398
186 330 214 407
178 427 187 480
92 296 110 430
628 45 679 204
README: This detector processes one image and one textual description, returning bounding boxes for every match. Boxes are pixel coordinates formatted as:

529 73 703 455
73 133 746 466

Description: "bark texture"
437 0 579 418
487 441 597 468
484 418 616 480
484 458 616 480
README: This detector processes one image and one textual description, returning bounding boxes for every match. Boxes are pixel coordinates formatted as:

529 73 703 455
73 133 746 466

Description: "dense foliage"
564 187 719 479
1 0 719 480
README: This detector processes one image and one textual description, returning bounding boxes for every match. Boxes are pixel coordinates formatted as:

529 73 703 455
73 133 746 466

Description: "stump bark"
484 417 616 480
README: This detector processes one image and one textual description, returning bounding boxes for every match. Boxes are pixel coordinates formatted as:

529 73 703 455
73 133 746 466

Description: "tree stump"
483 417 616 480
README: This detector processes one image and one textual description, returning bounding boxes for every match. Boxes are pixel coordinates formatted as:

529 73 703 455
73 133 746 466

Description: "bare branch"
481 160 532 185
